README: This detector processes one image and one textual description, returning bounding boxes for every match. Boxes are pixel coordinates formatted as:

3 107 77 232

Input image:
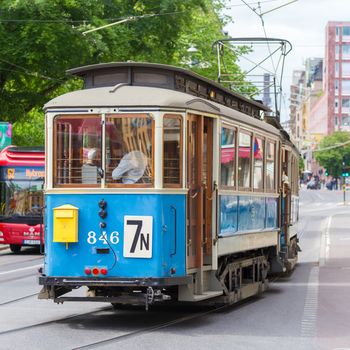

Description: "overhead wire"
239 0 296 117
0 58 64 82
0 10 187 24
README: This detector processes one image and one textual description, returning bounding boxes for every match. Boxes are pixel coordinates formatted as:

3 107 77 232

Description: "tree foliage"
0 0 248 146
314 132 350 177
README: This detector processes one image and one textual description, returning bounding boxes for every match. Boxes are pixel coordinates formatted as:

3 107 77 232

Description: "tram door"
281 148 291 246
186 114 213 269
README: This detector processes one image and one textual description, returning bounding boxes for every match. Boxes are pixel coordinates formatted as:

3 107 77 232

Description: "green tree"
314 131 350 177
0 0 248 146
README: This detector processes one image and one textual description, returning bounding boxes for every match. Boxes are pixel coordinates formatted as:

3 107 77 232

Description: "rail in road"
0 190 350 350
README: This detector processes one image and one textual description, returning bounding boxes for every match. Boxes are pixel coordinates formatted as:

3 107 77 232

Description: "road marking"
319 216 332 267
300 266 319 337
0 264 42 276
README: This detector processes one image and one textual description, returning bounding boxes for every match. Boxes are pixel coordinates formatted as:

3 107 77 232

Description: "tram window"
238 131 251 188
54 116 102 186
105 114 153 186
253 137 264 190
266 141 276 191
163 115 182 187
221 127 235 187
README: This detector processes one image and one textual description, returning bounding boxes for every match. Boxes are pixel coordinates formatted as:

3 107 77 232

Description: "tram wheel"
9 244 22 253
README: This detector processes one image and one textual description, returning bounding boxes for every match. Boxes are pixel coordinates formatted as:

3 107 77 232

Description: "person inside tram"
81 148 98 184
112 150 147 184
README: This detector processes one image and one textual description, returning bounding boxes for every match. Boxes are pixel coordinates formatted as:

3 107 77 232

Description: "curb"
0 245 9 251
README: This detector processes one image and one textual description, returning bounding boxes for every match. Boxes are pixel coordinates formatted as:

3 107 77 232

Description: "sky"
223 0 350 121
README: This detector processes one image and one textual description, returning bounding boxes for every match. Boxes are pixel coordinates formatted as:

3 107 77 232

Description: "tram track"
0 306 113 337
71 304 229 350
0 276 285 347
0 272 38 284
0 292 38 306
0 256 43 269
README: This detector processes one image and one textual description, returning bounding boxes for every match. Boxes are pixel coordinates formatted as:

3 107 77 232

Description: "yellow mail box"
53 204 79 243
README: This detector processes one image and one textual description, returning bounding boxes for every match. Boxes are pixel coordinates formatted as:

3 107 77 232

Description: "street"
0 189 349 350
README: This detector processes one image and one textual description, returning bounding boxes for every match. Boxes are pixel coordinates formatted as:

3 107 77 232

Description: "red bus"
0 146 45 253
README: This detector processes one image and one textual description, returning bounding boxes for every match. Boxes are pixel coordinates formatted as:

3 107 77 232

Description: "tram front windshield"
0 169 44 222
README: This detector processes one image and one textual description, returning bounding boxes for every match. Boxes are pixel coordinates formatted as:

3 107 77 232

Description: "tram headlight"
98 199 107 209
98 209 107 219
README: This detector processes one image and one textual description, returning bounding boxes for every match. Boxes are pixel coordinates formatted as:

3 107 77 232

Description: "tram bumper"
38 275 192 300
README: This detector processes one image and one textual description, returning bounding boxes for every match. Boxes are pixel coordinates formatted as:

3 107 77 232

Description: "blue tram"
39 63 299 307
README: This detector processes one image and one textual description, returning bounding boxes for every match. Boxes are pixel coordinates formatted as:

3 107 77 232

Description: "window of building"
335 116 339 126
335 44 340 56
266 141 276 191
342 80 350 94
343 44 350 57
335 98 339 108
342 62 350 76
335 62 339 77
221 126 236 187
342 98 350 108
335 79 339 94
238 131 251 188
343 26 350 36
163 115 182 187
105 114 154 186
54 115 102 186
253 136 264 190
342 116 350 126
336 26 340 36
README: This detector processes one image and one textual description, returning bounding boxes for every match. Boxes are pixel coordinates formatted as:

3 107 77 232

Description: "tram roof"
44 84 279 136
66 62 270 118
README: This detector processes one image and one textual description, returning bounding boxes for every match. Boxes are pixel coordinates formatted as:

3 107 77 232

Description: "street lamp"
187 45 199 67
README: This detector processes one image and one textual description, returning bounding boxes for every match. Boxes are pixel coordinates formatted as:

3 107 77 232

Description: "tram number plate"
123 216 153 258
23 240 40 245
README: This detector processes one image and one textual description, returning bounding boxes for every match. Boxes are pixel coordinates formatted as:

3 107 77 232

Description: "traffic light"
325 169 329 176
342 168 349 177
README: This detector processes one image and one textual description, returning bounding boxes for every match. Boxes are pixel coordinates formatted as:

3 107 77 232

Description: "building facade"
325 21 350 133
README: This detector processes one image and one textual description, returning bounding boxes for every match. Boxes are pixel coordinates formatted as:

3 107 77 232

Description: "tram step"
190 291 223 301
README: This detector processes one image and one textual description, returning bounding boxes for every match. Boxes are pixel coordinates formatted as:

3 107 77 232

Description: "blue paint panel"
44 193 186 278
220 195 277 237
266 197 278 229
220 195 238 235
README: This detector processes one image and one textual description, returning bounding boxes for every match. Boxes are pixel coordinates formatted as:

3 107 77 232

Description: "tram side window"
105 114 153 186
163 115 182 187
253 136 264 190
221 126 235 187
238 131 251 188
54 116 102 186
266 141 276 191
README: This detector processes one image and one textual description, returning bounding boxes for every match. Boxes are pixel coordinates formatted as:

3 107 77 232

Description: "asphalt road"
0 188 349 350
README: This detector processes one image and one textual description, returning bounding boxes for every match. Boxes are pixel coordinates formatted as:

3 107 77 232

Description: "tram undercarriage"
39 248 274 310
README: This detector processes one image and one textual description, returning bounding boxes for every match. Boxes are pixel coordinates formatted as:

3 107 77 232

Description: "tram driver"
112 150 147 184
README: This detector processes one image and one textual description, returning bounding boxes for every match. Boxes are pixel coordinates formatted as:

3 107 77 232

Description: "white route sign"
123 216 153 258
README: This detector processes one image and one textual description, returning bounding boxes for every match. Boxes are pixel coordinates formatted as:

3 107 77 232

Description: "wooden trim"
53 114 101 187
104 113 155 188
266 139 277 193
220 123 237 190
204 117 213 257
163 114 183 188
238 129 252 190
252 134 265 192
